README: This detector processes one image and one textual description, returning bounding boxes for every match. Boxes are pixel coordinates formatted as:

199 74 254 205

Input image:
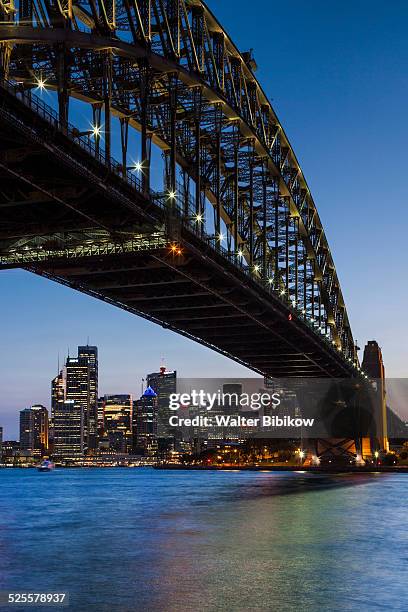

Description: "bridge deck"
0 82 355 378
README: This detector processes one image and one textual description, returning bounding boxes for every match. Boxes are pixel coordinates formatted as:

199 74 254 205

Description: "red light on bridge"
288 314 293 321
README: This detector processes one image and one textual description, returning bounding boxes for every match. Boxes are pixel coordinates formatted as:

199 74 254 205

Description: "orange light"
177 249 182 255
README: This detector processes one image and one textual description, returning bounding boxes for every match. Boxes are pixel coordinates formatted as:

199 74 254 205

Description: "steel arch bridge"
0 0 365 378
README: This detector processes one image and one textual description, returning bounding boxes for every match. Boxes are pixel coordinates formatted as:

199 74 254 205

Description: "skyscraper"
147 367 176 436
133 387 158 457
102 394 133 453
78 345 98 450
65 354 90 450
50 345 98 459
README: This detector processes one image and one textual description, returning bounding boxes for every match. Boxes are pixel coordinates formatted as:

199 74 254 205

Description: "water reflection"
0 469 406 612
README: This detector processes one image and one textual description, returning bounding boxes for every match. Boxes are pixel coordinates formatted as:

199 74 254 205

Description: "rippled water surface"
0 468 407 611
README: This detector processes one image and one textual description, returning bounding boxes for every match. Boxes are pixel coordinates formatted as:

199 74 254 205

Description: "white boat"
37 459 55 472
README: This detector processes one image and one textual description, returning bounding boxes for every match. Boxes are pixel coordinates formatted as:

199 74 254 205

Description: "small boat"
37 459 55 472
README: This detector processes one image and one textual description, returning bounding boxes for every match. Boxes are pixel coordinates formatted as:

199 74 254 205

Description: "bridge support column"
193 87 202 222
0 43 11 81
56 43 69 131
139 58 151 195
103 50 113 164
92 104 102 156
214 105 223 241
120 117 129 176
168 72 178 198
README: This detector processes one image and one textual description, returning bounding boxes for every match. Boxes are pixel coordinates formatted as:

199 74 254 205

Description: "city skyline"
1 343 180 439
1 0 408 435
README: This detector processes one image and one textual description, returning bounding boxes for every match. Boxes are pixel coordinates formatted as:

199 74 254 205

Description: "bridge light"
91 124 102 138
292 300 296 307
168 190 177 200
288 313 293 321
35 77 47 91
195 213 203 223
280 289 285 296
310 317 315 323
267 278 273 284
254 264 260 272
132 161 143 172
237 250 244 258
217 232 225 242
298 450 305 459
302 309 306 314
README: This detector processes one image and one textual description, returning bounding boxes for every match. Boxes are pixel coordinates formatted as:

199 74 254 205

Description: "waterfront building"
50 345 98 459
0 426 2 462
65 354 91 450
102 394 133 453
147 366 176 436
1 440 19 459
52 399 83 461
133 386 158 457
78 345 98 450
31 405 49 456
19 408 34 453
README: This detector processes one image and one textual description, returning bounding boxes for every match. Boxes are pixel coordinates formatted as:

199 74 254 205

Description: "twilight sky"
1 0 408 437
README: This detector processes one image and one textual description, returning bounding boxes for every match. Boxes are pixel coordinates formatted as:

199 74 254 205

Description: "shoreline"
1 464 408 473
154 464 408 474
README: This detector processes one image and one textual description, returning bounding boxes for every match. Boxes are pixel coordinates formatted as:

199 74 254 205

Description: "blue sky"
1 0 408 437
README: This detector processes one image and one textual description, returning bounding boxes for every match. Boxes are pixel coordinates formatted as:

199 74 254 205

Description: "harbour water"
0 468 407 611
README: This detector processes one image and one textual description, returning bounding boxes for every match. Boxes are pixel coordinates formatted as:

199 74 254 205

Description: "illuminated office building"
50 345 98 459
65 355 90 450
133 386 158 457
78 345 98 450
31 405 49 455
20 408 34 453
147 367 176 436
19 405 49 457
102 394 133 453
52 399 83 460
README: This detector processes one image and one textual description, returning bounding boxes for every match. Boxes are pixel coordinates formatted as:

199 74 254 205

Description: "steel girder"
0 0 357 367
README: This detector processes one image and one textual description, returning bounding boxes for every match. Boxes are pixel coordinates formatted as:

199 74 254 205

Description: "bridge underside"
0 81 354 378
25 242 348 377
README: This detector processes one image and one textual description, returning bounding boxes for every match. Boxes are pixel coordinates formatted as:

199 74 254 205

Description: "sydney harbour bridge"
0 0 388 453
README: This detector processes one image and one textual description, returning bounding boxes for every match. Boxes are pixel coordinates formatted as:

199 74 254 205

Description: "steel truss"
0 0 358 368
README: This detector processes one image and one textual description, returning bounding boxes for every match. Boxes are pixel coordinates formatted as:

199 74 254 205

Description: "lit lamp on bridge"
35 76 47 92
129 161 144 173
